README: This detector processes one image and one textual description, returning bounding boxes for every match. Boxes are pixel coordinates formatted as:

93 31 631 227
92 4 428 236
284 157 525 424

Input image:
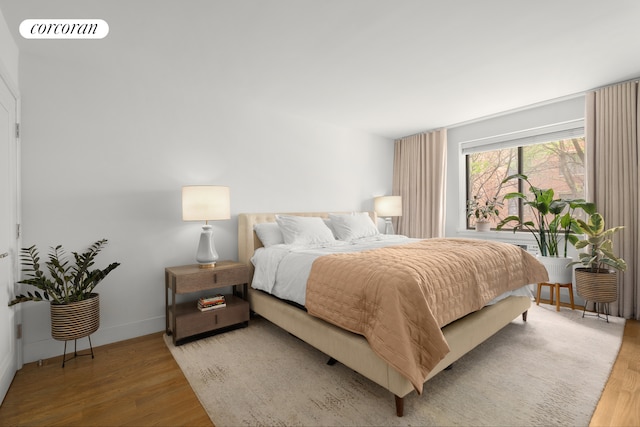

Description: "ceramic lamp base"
196 224 219 268
383 218 395 234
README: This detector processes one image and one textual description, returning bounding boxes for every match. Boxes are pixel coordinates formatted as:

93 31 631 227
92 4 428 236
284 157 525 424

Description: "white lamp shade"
374 196 402 217
182 186 230 221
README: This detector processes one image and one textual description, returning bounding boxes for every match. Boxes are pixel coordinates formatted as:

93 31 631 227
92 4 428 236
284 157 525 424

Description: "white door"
0 75 18 404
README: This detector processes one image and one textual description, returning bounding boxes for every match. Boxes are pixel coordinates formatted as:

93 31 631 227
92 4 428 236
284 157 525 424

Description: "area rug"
164 303 624 426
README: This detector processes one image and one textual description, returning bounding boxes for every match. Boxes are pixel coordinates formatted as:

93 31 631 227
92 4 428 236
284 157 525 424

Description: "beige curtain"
392 129 447 238
586 80 639 320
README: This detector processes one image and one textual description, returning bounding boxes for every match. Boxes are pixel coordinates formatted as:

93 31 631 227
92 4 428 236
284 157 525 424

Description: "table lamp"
182 185 230 268
374 195 402 234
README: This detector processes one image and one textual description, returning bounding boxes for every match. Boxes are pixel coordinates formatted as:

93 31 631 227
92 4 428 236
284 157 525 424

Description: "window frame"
461 121 585 231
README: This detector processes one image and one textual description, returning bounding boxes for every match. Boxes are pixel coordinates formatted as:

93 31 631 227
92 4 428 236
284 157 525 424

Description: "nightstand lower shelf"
168 294 249 344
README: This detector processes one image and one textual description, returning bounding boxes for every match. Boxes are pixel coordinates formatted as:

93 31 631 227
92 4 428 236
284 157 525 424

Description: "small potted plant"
466 194 502 232
568 212 626 318
9 239 120 365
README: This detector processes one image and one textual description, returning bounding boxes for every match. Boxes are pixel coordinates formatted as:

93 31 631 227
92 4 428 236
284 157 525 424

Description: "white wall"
17 49 393 361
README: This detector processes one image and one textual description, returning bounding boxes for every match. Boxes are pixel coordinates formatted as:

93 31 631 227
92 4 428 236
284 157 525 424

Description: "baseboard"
21 316 165 364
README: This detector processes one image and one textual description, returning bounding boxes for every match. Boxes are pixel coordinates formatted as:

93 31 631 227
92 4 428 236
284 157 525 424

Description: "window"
463 122 586 230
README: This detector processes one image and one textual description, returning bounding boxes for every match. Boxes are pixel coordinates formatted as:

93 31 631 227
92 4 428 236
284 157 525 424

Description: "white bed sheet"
251 235 533 307
251 235 415 305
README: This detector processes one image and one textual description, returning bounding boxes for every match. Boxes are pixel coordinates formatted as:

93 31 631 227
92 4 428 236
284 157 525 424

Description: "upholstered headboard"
237 212 377 274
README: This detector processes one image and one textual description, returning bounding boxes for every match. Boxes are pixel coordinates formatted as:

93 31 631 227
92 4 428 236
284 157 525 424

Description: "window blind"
460 119 584 155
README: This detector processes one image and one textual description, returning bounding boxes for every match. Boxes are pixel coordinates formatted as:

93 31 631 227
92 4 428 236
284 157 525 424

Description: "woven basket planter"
50 293 100 341
575 268 617 304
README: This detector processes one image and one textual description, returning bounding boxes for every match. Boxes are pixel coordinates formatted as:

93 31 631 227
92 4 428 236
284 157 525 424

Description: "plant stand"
536 282 575 311
61 336 95 368
581 302 612 323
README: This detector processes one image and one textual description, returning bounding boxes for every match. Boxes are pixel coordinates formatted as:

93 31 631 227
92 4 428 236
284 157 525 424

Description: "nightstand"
165 261 250 345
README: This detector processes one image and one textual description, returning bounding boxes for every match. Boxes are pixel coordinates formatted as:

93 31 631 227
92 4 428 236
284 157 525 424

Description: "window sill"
451 229 541 254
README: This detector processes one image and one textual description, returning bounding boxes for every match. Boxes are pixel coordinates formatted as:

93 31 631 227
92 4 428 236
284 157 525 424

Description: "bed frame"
238 212 531 417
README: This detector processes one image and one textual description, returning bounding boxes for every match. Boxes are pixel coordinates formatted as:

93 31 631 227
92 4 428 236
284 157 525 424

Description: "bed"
238 212 548 416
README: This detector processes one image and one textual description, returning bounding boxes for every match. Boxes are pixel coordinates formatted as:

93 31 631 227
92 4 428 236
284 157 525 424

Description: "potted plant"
466 195 502 232
9 239 120 365
568 212 627 316
496 173 594 283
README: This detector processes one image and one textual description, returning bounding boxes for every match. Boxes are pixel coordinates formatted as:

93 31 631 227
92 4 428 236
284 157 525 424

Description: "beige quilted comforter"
305 238 548 393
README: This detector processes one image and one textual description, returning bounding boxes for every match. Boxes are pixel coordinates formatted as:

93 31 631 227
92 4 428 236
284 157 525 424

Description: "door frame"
0 60 21 404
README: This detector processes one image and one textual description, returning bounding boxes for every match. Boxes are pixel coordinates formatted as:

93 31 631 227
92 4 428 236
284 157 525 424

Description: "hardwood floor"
590 318 640 427
0 320 638 426
0 332 212 426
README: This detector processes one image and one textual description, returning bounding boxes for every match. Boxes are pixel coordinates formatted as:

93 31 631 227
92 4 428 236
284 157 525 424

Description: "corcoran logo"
19 19 109 39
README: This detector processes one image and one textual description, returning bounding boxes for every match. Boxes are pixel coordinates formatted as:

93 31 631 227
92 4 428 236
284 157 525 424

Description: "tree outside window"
466 137 585 229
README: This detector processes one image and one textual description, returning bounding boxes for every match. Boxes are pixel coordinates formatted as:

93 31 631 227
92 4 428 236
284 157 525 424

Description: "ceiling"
2 0 640 138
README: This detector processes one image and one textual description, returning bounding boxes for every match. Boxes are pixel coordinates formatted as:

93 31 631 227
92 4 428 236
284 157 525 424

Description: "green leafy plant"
568 212 627 272
496 174 595 257
466 195 502 222
9 239 120 306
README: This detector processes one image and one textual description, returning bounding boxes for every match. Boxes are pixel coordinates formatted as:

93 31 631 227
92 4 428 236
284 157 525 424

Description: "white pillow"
329 212 379 241
275 215 336 246
253 222 284 247
323 218 336 238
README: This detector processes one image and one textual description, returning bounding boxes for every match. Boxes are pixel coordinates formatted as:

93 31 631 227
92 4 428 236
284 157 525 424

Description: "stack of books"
198 294 226 311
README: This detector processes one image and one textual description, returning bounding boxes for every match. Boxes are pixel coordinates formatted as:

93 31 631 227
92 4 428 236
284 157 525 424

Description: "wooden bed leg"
394 395 404 417
522 310 528 322
326 357 337 366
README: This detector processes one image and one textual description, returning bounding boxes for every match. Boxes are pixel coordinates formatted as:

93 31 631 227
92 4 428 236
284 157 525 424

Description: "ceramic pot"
536 255 573 284
475 221 491 232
